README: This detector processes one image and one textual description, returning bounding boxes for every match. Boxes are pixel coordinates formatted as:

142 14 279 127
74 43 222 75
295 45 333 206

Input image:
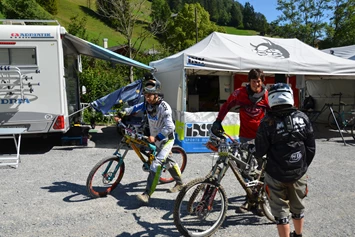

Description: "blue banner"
90 79 143 114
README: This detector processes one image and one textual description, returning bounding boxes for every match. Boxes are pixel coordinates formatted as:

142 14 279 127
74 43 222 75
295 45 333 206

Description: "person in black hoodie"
254 83 316 237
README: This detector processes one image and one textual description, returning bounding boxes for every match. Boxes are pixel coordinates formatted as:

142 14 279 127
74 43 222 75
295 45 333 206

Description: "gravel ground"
0 124 355 237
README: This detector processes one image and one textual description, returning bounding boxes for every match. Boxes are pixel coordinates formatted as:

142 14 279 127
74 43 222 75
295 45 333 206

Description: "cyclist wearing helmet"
115 75 183 204
254 83 316 237
211 69 269 213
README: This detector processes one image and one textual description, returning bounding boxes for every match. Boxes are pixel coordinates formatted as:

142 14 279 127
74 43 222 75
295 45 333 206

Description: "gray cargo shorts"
264 173 308 219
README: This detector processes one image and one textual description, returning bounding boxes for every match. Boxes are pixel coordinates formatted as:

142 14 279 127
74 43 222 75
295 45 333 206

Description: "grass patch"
224 26 259 36
55 0 159 50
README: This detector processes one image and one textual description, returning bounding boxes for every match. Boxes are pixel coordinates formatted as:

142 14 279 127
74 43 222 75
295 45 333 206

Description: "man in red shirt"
211 68 269 212
212 69 269 142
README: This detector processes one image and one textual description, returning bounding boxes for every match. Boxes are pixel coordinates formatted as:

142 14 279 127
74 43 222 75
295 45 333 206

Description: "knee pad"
291 212 305 220
275 216 289 225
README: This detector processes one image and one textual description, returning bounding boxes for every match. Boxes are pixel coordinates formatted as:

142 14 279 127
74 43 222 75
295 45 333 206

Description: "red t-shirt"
217 86 269 139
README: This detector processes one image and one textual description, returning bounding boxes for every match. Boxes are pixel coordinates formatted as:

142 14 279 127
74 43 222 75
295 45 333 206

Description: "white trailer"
0 19 153 167
0 19 152 137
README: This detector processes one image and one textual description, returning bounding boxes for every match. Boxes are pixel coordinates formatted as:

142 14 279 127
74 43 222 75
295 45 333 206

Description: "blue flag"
91 79 143 114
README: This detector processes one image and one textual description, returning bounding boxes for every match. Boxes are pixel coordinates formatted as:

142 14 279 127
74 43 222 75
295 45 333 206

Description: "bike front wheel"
259 188 276 223
159 145 188 183
174 177 228 237
86 156 125 198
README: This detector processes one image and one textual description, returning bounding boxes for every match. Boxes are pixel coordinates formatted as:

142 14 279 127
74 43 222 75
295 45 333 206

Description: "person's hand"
114 116 121 123
117 110 127 118
211 120 224 137
147 136 156 143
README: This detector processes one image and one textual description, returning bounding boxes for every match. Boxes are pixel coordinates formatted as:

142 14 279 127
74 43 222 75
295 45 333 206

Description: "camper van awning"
63 34 153 71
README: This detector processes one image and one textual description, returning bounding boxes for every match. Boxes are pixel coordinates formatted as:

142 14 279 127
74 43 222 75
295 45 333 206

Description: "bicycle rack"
0 66 40 168
0 66 40 100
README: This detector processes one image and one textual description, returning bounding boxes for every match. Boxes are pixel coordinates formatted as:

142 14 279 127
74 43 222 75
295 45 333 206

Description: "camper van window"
0 48 37 66
0 49 10 64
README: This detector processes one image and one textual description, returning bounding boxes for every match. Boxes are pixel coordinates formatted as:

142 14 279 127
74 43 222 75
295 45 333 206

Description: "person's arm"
254 118 270 159
304 118 316 166
155 105 175 141
216 89 241 121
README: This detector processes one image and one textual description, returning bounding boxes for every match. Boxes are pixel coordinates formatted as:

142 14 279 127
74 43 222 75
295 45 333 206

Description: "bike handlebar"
209 132 252 152
117 120 149 141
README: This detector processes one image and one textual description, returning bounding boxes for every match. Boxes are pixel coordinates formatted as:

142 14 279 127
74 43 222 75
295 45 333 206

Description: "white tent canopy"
149 32 355 152
150 32 355 111
151 32 355 77
321 45 355 60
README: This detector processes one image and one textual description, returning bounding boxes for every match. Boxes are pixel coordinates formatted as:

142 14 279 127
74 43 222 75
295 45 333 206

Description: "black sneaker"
290 231 302 237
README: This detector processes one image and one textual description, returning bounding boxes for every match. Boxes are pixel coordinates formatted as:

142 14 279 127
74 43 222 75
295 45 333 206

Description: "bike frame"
115 122 157 165
208 133 266 204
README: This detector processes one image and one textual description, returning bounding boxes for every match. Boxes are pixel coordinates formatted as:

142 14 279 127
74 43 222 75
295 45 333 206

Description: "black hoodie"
255 106 316 183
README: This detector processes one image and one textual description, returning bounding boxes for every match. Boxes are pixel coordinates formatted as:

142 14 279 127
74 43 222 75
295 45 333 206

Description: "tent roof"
321 45 355 60
150 32 355 77
64 34 153 71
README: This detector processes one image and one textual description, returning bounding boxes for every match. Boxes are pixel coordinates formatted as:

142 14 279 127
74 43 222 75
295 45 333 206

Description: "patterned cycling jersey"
124 99 175 142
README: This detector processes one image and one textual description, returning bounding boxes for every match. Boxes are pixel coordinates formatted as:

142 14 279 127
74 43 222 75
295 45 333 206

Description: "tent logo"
185 123 212 137
187 56 205 66
250 39 290 59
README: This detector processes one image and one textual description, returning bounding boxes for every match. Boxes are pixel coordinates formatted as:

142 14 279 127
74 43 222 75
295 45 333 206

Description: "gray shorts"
264 173 308 219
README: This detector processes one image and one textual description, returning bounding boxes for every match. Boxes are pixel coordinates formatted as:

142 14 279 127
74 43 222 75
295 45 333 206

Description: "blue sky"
237 0 333 23
237 0 280 23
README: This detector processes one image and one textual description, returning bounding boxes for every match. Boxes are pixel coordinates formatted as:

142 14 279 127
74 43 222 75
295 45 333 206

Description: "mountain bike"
86 120 187 198
327 93 355 136
173 132 275 237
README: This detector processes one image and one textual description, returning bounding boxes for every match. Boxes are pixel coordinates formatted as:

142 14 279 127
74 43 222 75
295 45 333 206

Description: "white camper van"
0 19 152 138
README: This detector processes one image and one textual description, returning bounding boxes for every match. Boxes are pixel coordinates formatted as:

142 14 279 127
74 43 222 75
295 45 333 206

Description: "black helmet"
143 72 156 81
144 79 162 94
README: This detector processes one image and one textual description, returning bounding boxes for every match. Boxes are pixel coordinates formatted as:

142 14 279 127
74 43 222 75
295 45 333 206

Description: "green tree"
67 15 89 40
242 2 255 30
164 3 225 53
230 2 243 28
167 0 183 12
272 0 331 46
327 0 355 47
1 0 53 20
254 12 268 33
151 0 172 34
96 0 152 82
35 0 58 15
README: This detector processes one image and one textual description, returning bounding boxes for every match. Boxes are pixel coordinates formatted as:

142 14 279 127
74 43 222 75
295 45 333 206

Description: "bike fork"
103 157 123 181
201 185 218 211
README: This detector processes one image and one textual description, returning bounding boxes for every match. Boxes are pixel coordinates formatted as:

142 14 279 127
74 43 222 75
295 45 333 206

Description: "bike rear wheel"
328 111 343 130
351 123 355 141
174 178 228 237
86 156 125 198
159 145 188 183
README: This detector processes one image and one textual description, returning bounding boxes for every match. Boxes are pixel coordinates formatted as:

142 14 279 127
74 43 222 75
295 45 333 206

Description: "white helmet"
268 83 294 108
